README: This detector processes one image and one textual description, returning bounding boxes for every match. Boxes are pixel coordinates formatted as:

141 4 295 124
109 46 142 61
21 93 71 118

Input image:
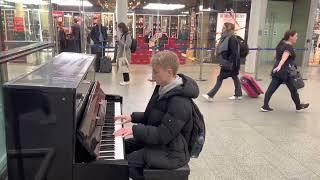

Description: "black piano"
3 52 128 180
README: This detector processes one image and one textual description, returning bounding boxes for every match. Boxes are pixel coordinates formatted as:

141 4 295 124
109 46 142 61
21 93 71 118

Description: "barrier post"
197 47 207 81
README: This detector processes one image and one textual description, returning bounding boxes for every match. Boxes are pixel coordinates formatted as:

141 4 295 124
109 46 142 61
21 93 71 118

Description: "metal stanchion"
197 48 207 81
254 47 263 81
0 63 8 84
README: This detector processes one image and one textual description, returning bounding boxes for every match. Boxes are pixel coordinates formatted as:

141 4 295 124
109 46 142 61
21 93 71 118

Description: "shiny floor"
96 64 320 180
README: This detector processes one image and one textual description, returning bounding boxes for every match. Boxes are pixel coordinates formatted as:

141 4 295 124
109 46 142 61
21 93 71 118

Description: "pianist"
114 51 199 180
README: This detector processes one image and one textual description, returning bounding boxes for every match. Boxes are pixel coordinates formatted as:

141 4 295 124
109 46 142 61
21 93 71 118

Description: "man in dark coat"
89 16 107 72
114 51 199 180
71 18 81 53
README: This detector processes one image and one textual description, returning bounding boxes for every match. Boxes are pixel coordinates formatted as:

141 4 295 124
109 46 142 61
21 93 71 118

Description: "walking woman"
203 22 242 101
115 22 132 85
261 30 309 112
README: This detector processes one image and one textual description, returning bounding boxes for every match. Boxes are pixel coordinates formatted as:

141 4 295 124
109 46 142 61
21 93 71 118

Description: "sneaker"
260 106 274 112
229 96 243 100
296 103 310 112
202 94 213 102
120 81 130 86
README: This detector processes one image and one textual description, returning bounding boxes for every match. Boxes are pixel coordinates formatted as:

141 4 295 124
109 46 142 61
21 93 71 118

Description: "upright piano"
3 52 128 180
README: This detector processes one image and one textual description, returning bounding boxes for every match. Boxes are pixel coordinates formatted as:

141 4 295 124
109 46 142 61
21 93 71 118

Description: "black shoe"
260 106 274 112
296 103 310 112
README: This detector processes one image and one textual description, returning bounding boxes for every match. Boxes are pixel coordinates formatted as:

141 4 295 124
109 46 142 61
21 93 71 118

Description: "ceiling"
87 0 199 11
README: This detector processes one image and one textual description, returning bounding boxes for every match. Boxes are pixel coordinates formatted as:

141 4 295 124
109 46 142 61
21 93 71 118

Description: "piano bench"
143 164 190 180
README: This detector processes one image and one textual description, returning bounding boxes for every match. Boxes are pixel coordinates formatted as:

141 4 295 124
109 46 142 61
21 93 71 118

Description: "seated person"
113 51 199 180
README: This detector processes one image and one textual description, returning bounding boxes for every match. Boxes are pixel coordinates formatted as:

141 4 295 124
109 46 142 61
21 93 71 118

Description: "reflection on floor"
1 62 320 179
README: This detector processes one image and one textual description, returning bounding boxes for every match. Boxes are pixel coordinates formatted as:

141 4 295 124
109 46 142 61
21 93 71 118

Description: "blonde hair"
151 51 179 75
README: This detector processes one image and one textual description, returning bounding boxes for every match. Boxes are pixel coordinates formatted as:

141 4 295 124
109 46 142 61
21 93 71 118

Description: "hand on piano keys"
114 114 132 124
113 127 133 138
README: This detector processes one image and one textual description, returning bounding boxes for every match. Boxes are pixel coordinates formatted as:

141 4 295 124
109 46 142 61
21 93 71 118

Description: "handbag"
218 56 233 71
116 47 130 73
287 64 305 89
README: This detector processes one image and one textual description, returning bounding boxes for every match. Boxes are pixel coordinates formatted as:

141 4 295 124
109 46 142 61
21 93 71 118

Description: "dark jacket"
131 74 199 169
89 24 107 53
219 35 240 77
71 23 81 40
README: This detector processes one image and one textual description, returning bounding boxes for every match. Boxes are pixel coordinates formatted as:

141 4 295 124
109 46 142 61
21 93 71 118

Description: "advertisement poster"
216 13 247 41
13 17 24 32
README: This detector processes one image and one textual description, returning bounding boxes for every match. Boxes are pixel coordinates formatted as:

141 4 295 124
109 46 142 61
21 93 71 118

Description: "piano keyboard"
98 102 124 160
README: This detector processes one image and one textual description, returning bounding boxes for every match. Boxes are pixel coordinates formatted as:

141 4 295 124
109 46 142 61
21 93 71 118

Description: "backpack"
188 99 206 158
234 35 249 58
124 33 137 53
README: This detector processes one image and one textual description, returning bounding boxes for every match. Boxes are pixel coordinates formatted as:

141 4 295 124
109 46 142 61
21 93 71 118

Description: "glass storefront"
310 1 320 65
0 0 52 49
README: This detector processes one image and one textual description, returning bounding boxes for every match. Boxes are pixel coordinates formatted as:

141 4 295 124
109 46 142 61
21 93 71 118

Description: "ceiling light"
3 0 48 5
0 4 14 8
143 3 185 10
51 0 93 7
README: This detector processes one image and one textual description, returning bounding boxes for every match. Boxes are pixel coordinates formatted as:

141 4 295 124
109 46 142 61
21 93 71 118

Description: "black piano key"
100 145 115 151
103 126 114 130
100 140 114 144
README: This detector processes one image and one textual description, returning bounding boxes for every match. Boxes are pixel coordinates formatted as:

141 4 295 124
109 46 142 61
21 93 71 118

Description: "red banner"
53 10 64 17
13 17 24 32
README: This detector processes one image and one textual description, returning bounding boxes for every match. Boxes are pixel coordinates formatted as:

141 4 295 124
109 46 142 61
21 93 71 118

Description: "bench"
143 164 190 180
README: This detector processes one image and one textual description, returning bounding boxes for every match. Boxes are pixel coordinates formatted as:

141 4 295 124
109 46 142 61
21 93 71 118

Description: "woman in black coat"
202 22 242 101
261 30 309 112
113 51 199 180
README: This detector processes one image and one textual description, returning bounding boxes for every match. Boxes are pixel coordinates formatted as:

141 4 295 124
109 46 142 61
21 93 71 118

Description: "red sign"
53 10 64 17
13 17 24 32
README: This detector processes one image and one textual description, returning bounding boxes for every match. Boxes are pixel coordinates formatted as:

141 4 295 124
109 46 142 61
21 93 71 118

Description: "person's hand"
273 65 282 73
114 114 132 124
114 35 118 41
113 127 133 137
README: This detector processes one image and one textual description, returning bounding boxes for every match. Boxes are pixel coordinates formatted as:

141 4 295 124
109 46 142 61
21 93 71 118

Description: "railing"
0 42 55 83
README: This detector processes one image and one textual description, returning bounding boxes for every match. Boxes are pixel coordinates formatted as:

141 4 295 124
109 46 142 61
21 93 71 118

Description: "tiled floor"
96 64 320 180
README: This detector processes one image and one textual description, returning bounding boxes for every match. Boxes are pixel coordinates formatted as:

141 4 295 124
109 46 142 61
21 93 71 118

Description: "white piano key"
114 102 124 160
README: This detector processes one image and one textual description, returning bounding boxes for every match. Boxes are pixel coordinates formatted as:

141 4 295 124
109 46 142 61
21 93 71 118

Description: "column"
115 0 128 25
245 0 268 74
115 0 128 42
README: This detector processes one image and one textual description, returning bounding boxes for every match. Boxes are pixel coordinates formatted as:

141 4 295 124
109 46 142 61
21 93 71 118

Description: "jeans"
207 73 242 98
263 77 301 109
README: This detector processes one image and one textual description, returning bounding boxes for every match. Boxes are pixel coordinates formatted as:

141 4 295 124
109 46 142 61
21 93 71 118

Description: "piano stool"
143 164 190 180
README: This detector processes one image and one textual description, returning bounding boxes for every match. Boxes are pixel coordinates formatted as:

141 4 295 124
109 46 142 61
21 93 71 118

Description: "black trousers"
92 43 105 72
207 72 242 98
263 77 301 109
123 73 130 82
125 138 145 180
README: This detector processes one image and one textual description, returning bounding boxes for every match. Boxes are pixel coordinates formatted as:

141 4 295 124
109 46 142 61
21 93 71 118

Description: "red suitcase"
240 75 264 98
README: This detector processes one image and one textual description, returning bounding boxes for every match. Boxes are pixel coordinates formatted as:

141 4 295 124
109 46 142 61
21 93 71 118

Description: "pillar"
115 0 128 26
245 0 268 74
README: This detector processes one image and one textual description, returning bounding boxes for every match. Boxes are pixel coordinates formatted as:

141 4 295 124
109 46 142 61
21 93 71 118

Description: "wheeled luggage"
240 75 264 98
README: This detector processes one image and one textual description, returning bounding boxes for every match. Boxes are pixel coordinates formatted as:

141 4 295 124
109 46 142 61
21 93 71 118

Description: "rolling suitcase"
100 56 112 73
240 75 264 98
99 43 112 73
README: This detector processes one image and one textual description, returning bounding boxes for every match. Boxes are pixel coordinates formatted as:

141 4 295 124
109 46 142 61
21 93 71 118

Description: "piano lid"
4 52 95 89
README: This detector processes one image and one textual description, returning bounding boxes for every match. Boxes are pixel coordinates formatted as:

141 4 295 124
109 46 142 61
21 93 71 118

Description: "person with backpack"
202 22 242 102
113 51 200 180
115 22 132 85
261 30 309 112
